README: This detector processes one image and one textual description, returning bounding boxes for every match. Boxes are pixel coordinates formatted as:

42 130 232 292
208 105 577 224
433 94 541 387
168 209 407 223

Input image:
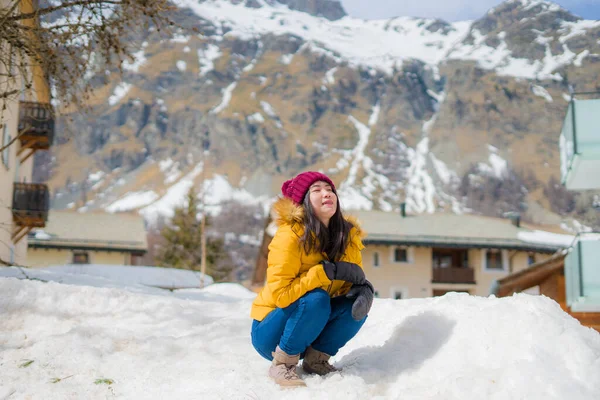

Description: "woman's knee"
251 320 274 361
300 289 331 315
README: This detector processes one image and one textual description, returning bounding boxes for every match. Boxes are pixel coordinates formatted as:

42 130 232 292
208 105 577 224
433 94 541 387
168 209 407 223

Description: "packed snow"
106 191 159 213
337 107 382 210
573 50 590 67
140 162 205 222
198 174 270 215
138 165 269 222
247 112 265 124
170 33 190 43
122 49 147 73
259 101 278 119
531 84 553 102
405 138 436 214
279 54 294 65
1 275 599 399
211 82 238 114
324 67 338 85
88 171 105 182
108 83 132 106
403 99 446 215
198 44 223 76
429 153 453 185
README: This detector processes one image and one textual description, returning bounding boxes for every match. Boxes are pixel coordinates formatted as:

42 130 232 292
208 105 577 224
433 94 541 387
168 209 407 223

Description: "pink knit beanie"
281 171 336 205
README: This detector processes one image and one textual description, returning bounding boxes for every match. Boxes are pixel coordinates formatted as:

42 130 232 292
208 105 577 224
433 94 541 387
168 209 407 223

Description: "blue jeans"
251 289 367 360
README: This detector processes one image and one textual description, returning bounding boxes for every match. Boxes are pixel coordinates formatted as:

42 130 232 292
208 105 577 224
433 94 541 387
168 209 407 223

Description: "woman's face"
308 180 337 226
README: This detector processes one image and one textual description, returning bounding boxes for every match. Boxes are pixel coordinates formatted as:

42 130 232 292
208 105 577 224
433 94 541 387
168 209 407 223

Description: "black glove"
346 280 374 321
321 260 366 285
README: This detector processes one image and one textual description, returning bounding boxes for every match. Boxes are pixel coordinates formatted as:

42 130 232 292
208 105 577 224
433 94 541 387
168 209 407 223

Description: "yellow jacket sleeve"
266 224 332 309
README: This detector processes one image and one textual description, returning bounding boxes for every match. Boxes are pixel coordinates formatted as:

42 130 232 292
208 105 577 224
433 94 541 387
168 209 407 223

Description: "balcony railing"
432 267 475 284
18 101 55 150
565 234 600 312
12 182 50 228
559 94 600 190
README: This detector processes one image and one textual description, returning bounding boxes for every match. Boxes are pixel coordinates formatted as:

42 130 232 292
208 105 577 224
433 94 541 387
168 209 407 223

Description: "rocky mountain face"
39 0 600 235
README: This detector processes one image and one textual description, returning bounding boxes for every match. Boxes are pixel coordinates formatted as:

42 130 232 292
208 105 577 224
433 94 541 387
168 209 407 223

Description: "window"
2 125 10 169
434 254 452 268
394 248 408 262
72 252 90 264
390 287 407 299
432 249 469 268
485 250 503 270
373 252 379 267
528 254 536 266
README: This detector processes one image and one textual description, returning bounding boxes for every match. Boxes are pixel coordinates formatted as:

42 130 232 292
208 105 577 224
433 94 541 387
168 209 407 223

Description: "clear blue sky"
339 0 600 22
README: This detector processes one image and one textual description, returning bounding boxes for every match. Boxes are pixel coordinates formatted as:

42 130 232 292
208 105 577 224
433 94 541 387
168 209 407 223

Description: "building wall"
0 0 48 265
0 97 19 264
27 248 133 267
363 244 551 299
362 245 432 299
0 64 35 265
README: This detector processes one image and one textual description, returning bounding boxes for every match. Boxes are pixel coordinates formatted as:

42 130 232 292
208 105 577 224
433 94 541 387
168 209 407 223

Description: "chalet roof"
347 211 574 253
28 211 148 253
492 253 566 297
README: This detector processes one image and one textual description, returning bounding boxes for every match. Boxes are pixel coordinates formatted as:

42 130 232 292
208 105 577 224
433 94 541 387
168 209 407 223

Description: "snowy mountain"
1 274 599 398
40 0 600 230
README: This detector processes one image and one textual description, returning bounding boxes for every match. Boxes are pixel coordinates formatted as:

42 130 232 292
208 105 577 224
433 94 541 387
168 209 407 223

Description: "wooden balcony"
12 183 50 243
17 101 55 163
432 267 475 284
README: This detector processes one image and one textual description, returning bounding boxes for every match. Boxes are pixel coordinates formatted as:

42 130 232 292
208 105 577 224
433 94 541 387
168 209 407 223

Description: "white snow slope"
1 276 599 399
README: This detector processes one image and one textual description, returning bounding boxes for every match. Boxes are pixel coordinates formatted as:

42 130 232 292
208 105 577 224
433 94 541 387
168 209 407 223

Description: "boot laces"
319 360 336 372
284 365 299 380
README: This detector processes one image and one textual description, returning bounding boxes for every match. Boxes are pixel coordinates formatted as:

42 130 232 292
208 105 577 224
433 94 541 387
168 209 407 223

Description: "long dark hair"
300 188 353 262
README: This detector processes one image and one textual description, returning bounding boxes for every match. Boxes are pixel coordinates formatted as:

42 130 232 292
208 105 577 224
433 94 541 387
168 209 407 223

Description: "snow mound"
198 282 257 299
0 278 598 399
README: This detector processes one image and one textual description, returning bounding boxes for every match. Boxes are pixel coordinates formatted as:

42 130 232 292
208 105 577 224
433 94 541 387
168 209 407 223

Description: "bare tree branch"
1 0 175 107
0 0 176 150
0 128 24 153
8 0 121 21
0 89 19 99
0 0 20 26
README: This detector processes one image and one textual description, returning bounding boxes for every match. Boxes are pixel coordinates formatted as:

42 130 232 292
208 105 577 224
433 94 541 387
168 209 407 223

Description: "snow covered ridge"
176 0 472 73
1 278 599 399
174 0 599 79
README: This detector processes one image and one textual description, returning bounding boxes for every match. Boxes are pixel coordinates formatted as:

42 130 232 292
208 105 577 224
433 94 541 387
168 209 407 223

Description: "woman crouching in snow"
250 171 374 387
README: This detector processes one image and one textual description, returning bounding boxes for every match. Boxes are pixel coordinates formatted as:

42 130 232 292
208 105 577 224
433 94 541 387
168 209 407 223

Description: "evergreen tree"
156 188 231 281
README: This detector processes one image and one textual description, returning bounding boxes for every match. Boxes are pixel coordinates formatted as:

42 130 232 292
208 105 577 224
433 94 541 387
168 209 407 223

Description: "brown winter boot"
302 346 339 376
269 346 306 387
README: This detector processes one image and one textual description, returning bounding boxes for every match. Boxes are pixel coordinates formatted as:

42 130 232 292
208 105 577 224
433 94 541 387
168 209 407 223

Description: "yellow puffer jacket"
251 197 365 321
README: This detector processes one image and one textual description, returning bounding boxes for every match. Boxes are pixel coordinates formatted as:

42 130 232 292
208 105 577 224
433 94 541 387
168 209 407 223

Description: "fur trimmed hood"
271 197 365 238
